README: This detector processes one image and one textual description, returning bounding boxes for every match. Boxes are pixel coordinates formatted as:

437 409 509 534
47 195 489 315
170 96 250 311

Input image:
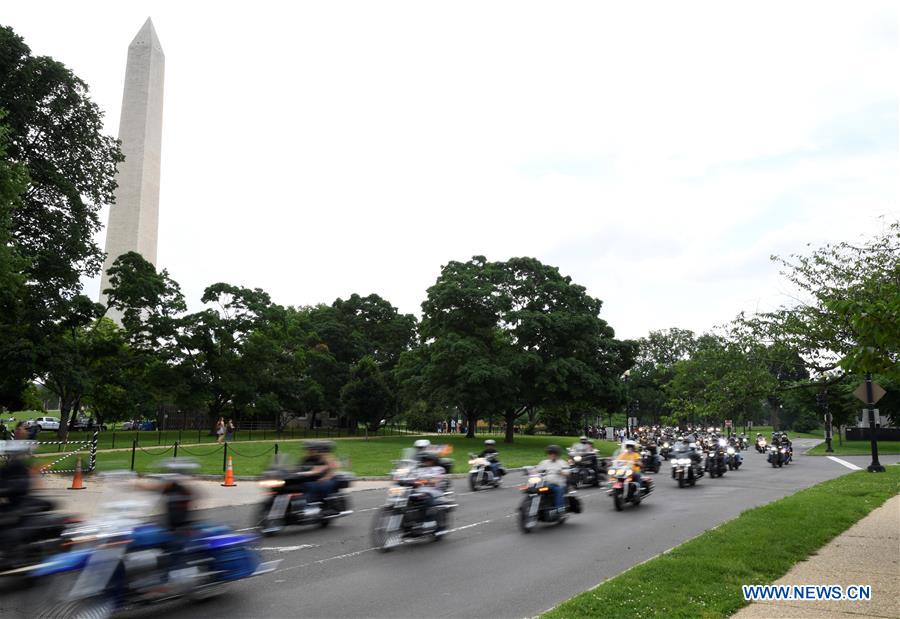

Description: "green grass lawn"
79 434 619 477
807 440 900 456
544 465 900 619
28 426 417 454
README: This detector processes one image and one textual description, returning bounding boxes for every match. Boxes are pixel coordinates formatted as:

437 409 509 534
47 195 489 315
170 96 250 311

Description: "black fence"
846 427 900 441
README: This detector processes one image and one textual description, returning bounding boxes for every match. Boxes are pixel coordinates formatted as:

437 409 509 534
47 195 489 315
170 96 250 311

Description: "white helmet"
623 440 637 450
413 439 431 449
484 439 496 446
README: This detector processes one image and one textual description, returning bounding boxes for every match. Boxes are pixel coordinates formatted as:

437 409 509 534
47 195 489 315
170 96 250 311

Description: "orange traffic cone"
221 455 237 487
68 456 86 490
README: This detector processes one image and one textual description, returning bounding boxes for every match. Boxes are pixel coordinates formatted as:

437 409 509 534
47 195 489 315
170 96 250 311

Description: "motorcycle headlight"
259 479 285 489
780 448 786 453
727 447 735 455
394 467 410 477
663 442 669 448
389 487 406 496
573 455 582 463
468 459 477 465
528 476 542 485
615 468 626 477
607 468 616 476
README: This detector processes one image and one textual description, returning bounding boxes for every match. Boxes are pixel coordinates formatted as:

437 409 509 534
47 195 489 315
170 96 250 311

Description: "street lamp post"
865 373 885 473
817 390 833 453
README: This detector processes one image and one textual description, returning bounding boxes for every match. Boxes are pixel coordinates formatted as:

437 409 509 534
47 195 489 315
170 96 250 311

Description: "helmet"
413 439 431 449
623 440 637 450
305 440 335 453
545 444 562 455
484 439 496 446
579 436 589 443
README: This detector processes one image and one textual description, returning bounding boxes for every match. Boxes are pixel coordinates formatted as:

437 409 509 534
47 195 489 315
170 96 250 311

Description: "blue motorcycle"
31 519 277 618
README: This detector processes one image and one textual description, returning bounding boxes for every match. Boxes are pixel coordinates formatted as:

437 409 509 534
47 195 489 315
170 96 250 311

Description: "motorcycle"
659 441 672 461
31 501 276 618
755 437 767 454
518 468 581 532
670 451 704 488
607 460 653 510
370 461 456 551
467 453 503 491
705 443 728 478
767 445 791 467
256 464 354 536
0 498 76 580
725 446 743 470
640 448 661 474
567 450 604 488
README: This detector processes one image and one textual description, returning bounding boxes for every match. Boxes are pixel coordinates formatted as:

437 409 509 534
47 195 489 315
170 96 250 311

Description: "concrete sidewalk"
733 494 900 619
33 474 390 519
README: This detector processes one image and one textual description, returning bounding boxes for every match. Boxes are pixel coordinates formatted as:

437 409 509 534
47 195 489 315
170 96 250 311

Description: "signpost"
854 374 886 473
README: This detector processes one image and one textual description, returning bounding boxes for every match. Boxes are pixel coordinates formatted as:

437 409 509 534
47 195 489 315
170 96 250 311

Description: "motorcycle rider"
292 441 340 505
617 440 646 488
411 451 447 505
479 439 503 478
133 459 201 589
535 445 569 513
571 436 601 477
0 441 36 534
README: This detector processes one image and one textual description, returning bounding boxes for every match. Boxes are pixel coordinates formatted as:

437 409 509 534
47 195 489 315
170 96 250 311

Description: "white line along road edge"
827 456 863 471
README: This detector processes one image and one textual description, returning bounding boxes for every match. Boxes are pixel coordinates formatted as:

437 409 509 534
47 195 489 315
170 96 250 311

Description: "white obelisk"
99 18 164 318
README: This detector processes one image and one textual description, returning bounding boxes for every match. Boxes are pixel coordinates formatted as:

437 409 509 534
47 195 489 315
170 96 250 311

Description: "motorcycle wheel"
433 509 451 541
778 461 783 468
469 473 479 492
613 494 624 511
689 477 696 486
678 477 686 488
592 474 601 487
519 504 537 533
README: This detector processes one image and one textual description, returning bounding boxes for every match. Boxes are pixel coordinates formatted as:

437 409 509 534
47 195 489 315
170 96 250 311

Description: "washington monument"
99 18 164 315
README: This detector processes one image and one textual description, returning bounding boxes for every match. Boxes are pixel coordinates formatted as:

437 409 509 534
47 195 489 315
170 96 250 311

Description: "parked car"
33 416 60 431
71 417 107 431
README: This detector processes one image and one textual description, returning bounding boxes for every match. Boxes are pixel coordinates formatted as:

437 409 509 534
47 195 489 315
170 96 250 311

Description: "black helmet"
305 440 335 453
546 444 562 455
418 453 439 466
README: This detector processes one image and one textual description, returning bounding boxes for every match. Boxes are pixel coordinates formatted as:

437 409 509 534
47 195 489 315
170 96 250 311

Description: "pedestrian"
215 417 225 444
225 418 235 442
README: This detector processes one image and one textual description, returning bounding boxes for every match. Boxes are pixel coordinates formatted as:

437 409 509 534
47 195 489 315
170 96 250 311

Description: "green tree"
341 356 393 432
738 220 899 378
0 116 31 410
0 26 121 416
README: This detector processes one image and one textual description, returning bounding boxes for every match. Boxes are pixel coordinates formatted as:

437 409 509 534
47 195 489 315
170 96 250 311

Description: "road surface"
138 441 896 618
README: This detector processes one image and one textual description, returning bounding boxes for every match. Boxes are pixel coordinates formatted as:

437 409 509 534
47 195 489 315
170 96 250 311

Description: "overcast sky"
4 1 898 339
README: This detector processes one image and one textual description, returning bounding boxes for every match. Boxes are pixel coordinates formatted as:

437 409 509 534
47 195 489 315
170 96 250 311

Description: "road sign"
854 381 886 404
724 419 733 428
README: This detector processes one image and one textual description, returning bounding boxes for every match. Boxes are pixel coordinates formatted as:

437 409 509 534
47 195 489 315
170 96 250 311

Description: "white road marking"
445 519 493 534
253 544 318 553
827 456 863 471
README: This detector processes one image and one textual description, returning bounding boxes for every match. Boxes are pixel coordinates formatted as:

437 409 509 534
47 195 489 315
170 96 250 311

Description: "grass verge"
806 440 900 456
543 465 900 619
80 434 618 477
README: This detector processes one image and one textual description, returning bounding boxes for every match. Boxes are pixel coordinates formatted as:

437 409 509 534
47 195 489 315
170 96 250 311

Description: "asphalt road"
4 442 896 618
140 441 897 618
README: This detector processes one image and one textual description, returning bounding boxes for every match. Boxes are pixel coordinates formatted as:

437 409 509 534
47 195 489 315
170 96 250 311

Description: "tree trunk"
465 408 477 438
57 395 74 441
767 396 780 430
